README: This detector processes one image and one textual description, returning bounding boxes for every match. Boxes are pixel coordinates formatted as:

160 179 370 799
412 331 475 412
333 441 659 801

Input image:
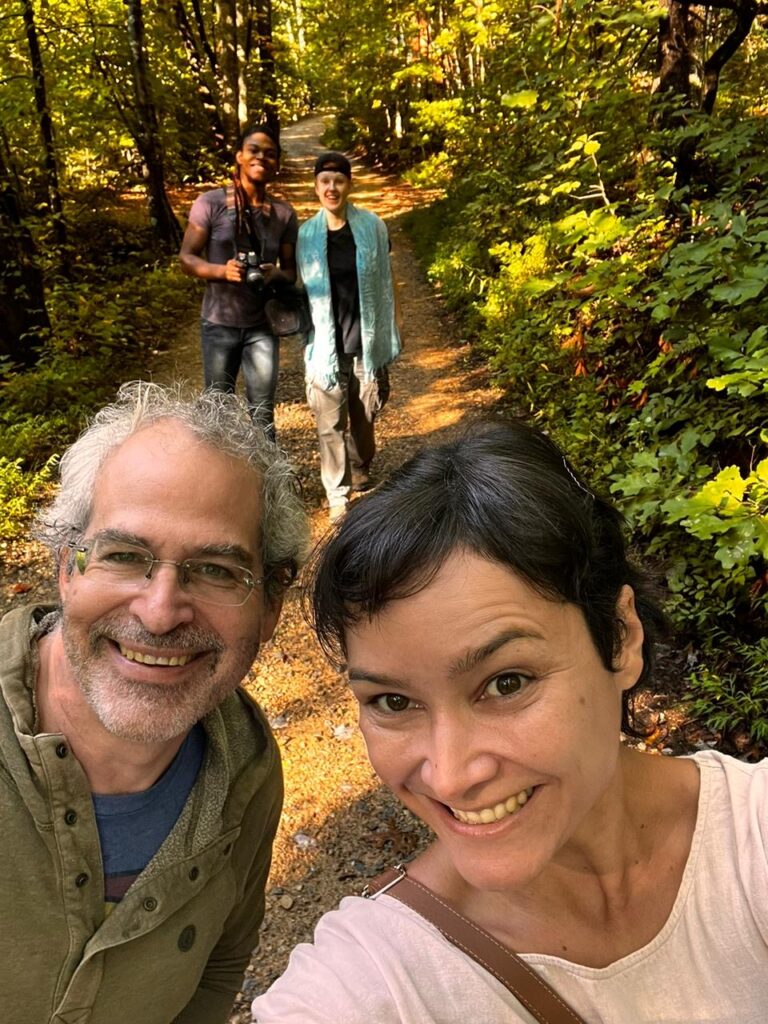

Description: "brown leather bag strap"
363 866 586 1024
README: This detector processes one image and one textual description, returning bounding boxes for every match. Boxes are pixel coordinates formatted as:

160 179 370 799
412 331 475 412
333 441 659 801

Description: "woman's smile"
346 549 643 891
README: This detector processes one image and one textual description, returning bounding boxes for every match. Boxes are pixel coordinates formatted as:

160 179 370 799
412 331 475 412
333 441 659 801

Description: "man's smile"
117 644 196 667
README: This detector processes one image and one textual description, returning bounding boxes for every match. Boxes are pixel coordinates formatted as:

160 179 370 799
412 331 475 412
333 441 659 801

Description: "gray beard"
61 612 256 743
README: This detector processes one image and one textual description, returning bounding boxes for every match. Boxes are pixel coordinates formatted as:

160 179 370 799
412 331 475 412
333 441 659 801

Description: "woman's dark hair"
232 123 281 238
307 420 667 735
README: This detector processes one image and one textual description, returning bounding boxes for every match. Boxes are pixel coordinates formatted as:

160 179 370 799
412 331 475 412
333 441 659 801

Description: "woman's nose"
419 713 498 806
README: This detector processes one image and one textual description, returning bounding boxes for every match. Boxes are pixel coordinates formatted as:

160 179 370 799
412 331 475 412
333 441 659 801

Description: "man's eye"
101 548 148 565
484 673 529 698
371 693 412 713
187 561 238 582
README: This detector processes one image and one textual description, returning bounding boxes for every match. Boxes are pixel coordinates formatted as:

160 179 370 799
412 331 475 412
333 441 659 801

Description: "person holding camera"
298 152 401 521
180 124 298 442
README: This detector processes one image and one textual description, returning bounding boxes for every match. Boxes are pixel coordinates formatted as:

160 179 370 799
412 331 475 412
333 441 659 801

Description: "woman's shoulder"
251 892 531 1023
348 203 384 227
691 747 768 788
688 749 768 869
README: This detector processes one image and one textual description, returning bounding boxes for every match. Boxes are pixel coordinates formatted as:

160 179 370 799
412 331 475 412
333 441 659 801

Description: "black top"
327 222 361 355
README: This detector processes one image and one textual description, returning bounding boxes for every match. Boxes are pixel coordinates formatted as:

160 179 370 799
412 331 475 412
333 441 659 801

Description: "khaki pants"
306 354 390 508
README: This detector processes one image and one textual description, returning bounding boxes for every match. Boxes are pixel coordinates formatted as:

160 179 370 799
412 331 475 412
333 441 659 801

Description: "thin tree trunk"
21 0 66 249
166 0 231 162
124 0 182 246
653 1 763 191
0 148 48 368
255 0 278 133
215 0 240 143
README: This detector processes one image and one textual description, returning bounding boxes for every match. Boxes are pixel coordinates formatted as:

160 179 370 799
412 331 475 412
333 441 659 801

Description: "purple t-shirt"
188 187 298 327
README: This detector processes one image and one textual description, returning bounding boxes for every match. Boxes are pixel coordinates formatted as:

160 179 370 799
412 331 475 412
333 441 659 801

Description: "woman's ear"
614 585 645 692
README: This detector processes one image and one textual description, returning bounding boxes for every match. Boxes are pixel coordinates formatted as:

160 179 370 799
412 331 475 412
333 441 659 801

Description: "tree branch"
701 0 759 113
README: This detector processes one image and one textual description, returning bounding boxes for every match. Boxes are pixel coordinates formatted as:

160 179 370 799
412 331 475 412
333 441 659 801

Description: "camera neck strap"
224 184 269 252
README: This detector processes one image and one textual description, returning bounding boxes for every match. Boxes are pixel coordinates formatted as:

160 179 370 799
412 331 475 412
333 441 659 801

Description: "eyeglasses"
74 538 262 607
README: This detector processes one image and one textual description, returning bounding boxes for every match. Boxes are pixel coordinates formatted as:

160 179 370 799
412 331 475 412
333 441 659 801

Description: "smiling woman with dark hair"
251 420 768 1024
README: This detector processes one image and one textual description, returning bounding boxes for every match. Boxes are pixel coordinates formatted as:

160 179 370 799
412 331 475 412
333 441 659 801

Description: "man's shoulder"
213 688 279 773
269 194 297 220
190 186 227 217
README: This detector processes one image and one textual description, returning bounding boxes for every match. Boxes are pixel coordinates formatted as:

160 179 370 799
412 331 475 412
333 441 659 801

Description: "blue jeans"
200 320 279 441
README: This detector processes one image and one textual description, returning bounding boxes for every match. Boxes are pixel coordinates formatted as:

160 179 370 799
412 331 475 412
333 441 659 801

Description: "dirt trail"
0 115 503 1019
164 115 502 1019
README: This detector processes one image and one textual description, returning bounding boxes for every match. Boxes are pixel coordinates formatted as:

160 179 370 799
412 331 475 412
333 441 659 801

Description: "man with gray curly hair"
0 382 309 1024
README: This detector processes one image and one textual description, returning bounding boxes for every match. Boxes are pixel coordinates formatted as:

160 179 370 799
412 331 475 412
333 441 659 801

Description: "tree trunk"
215 0 240 143
124 0 182 247
0 150 48 369
255 0 278 132
165 0 231 163
21 0 67 249
655 1 695 109
653 1 761 192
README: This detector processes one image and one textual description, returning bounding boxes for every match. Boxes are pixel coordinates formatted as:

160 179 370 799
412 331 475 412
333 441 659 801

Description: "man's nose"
127 562 195 634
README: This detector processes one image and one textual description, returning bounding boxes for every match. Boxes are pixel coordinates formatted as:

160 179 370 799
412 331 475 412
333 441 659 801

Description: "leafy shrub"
688 636 768 746
399 47 768 739
0 457 57 541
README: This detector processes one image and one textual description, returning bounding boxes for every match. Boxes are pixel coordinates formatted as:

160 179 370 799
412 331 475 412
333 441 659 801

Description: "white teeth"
450 788 534 826
119 645 193 667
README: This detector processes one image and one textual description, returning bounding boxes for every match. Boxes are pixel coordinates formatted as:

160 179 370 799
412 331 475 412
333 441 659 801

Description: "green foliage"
0 206 197 519
687 636 768 746
379 4 768 718
0 456 57 541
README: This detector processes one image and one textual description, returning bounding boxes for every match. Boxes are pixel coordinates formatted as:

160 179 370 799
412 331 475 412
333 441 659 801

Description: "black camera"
236 250 265 290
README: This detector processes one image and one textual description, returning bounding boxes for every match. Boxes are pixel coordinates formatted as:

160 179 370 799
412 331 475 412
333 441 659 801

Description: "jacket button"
178 925 196 952
64 809 78 826
188 866 199 881
75 873 89 888
143 896 158 912
56 743 68 758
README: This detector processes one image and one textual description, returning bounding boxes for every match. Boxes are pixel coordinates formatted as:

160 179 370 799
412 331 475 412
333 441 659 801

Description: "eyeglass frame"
72 538 264 607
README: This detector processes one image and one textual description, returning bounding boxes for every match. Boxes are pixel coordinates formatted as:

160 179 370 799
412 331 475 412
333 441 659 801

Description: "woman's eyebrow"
348 669 408 688
449 629 541 678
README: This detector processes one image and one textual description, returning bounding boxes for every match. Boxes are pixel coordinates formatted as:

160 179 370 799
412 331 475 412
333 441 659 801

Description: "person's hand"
259 262 278 284
223 258 244 283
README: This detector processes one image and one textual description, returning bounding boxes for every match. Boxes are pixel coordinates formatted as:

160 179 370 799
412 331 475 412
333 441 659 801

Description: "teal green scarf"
297 203 401 389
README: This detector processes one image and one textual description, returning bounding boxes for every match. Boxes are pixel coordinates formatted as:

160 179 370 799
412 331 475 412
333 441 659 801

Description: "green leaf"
501 90 538 109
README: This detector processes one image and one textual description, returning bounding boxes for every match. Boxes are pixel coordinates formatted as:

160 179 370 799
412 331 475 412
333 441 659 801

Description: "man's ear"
58 548 75 598
259 591 284 644
614 584 645 692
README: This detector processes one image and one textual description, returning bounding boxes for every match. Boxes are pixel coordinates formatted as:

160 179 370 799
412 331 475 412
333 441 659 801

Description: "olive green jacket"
0 605 283 1024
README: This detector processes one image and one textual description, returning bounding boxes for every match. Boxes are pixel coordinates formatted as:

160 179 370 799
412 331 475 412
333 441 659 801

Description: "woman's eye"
484 673 528 698
371 693 412 713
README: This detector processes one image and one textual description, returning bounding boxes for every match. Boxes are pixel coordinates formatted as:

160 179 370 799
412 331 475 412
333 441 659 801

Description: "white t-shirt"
252 752 768 1023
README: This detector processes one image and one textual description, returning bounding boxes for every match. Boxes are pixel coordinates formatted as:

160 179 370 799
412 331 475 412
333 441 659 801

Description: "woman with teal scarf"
297 152 401 521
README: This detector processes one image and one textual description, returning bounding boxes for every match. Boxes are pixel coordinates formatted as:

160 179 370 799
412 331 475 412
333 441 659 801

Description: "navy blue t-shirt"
93 723 206 903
